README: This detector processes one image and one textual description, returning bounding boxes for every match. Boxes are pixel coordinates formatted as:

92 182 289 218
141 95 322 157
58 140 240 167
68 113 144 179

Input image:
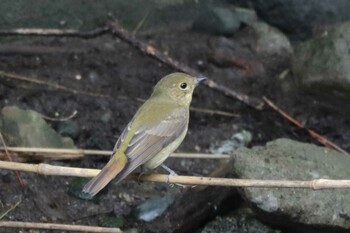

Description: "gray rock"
234 7 258 26
250 0 350 40
233 139 350 230
201 214 280 233
250 22 293 66
210 130 252 154
192 7 241 36
100 110 113 124
133 195 174 222
293 22 350 101
55 120 80 139
0 106 74 148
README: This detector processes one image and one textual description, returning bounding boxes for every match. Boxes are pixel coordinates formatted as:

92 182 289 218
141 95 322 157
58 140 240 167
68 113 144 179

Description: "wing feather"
113 107 188 181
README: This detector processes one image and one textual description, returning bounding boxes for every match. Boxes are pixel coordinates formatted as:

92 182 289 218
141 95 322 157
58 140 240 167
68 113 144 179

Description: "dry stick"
0 147 230 160
0 132 24 186
0 200 22 220
1 160 350 190
0 70 110 98
107 20 264 110
263 97 349 155
190 106 238 117
0 27 110 38
0 221 122 233
39 110 78 122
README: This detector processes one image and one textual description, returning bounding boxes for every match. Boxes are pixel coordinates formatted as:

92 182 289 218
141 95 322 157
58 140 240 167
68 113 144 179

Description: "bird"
82 72 206 196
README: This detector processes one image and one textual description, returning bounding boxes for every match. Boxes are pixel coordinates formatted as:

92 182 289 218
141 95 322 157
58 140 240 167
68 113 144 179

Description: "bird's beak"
195 75 207 85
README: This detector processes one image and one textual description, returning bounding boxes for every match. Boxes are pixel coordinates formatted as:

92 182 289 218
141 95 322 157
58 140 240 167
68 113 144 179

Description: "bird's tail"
82 154 128 197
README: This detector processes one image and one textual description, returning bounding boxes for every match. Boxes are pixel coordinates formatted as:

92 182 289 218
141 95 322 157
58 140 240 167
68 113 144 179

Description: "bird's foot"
161 164 185 188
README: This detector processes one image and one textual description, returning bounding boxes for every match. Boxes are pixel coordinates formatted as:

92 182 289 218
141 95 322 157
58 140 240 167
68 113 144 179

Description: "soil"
0 24 349 233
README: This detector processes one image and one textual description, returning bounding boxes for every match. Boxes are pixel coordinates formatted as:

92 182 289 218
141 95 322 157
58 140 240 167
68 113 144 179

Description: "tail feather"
83 154 128 196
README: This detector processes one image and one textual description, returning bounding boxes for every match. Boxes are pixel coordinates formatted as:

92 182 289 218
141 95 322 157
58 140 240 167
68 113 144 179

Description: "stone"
192 7 241 36
250 0 350 40
133 195 174 222
249 22 293 67
55 120 80 139
292 22 350 101
210 130 252 154
0 106 74 148
232 139 350 230
201 213 280 233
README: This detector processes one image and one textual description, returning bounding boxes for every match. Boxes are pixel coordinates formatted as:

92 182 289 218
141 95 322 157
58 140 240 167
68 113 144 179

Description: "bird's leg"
137 165 146 185
161 164 186 188
161 164 177 176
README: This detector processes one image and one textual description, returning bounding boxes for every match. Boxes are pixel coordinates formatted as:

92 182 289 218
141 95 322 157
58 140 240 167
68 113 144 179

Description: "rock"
100 109 113 124
133 195 174 222
249 22 293 69
0 106 74 148
292 22 350 102
210 130 252 154
68 177 96 201
55 120 80 139
250 0 350 40
232 139 350 230
233 7 258 26
201 211 280 233
98 214 124 228
192 7 241 36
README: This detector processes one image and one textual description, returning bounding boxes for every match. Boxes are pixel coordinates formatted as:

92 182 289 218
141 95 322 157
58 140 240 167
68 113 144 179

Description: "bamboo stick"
0 221 122 232
1 160 350 190
0 146 230 160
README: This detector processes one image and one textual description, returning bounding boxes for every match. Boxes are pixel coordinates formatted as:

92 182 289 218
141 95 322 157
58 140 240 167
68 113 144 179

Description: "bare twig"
0 70 110 98
1 160 350 189
107 20 264 109
263 97 348 155
132 11 150 35
0 200 22 220
39 110 78 122
0 221 122 233
0 132 24 185
0 27 110 38
190 106 239 117
0 147 230 160
0 45 84 55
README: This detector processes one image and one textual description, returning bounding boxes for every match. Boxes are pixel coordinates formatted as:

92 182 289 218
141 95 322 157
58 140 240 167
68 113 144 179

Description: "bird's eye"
179 82 188 90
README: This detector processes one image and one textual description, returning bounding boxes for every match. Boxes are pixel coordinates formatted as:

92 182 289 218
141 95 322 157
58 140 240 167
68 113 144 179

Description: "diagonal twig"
0 132 24 185
263 96 348 155
107 20 264 110
0 200 22 220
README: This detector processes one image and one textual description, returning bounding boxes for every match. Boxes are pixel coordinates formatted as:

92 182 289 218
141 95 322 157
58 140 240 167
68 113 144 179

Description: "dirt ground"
0 23 349 232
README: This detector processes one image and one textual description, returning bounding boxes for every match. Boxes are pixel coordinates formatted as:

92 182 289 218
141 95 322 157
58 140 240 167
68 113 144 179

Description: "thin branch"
190 106 239 117
39 110 78 122
0 147 230 160
0 27 110 38
0 160 350 189
0 132 24 185
263 97 348 155
107 20 264 110
0 70 111 98
0 221 121 233
132 11 150 35
0 200 22 220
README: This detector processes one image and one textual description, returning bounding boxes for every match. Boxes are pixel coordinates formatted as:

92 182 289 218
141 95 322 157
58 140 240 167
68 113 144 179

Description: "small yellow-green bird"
83 72 205 196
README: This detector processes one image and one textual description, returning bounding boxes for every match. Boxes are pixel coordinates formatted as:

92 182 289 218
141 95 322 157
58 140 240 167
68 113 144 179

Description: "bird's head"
151 72 206 106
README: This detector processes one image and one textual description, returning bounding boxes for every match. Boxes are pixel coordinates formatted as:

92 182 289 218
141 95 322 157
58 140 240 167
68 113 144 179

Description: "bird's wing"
114 107 188 181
